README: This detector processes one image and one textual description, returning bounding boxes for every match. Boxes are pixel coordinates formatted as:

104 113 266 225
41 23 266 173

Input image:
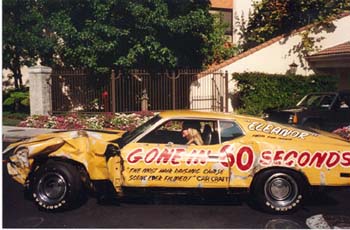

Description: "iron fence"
51 68 228 113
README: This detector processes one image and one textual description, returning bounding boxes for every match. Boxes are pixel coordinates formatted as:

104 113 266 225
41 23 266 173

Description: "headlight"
10 147 30 168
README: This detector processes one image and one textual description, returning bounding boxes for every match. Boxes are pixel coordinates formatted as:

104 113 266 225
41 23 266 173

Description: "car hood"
3 129 125 155
267 107 305 114
279 107 305 113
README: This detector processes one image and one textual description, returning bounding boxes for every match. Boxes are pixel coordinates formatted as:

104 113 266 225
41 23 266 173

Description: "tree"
3 0 56 89
3 0 234 81
43 0 231 72
239 0 350 50
207 14 241 65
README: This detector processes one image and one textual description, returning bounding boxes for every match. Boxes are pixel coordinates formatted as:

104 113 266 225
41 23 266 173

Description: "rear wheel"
32 160 83 211
251 169 307 213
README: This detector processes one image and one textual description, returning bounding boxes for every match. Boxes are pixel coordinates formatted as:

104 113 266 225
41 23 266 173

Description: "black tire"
251 168 307 213
32 160 83 211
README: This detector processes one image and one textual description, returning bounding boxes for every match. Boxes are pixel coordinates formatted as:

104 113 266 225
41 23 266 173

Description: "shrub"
3 87 30 113
232 72 338 116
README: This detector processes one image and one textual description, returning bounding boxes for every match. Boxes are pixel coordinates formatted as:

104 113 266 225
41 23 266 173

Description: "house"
210 0 234 42
307 41 350 91
191 13 350 112
210 0 256 44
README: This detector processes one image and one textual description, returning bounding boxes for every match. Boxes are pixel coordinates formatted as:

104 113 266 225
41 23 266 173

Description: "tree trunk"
12 56 23 89
14 73 23 89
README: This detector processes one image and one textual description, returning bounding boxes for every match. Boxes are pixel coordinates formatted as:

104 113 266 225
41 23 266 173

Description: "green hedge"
2 87 30 114
232 72 338 116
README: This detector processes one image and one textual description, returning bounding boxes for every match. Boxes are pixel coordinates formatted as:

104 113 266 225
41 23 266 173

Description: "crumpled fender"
4 130 123 186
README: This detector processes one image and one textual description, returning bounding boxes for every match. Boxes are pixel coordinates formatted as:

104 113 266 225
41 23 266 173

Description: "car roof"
158 110 259 122
159 110 233 120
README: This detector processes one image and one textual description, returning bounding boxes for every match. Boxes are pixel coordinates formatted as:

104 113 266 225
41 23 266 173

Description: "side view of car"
263 90 350 131
3 110 350 213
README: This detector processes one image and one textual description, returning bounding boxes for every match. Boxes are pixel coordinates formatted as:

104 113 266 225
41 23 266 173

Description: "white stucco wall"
224 15 350 76
192 15 350 112
2 67 30 88
190 71 228 111
234 0 255 19
232 0 257 44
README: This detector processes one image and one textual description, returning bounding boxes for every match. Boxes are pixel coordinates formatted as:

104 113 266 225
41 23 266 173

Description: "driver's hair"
185 128 204 145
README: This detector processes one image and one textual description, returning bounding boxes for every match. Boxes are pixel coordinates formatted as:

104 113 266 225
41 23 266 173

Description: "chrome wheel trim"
264 173 298 208
36 172 67 205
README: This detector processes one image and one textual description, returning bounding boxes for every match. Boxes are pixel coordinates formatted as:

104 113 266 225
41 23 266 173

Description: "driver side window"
138 119 220 145
138 120 185 144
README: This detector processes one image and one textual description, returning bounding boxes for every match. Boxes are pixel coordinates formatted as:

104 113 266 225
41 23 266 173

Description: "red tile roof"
201 12 350 75
211 0 233 9
310 41 350 57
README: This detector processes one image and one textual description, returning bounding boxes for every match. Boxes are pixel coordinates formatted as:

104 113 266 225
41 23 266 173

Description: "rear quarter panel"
234 117 350 187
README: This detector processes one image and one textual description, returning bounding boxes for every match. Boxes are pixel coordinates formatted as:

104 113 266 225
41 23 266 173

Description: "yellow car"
3 110 350 213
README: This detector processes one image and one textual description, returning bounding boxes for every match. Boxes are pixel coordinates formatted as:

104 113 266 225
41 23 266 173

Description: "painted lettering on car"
126 145 350 170
247 122 315 139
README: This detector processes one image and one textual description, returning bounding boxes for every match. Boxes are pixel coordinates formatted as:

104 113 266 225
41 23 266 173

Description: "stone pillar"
29 65 52 115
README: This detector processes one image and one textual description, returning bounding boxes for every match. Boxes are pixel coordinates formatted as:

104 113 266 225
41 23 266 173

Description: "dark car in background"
264 90 350 131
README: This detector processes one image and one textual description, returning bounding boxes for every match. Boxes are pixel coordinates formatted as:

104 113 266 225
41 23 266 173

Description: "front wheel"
251 169 307 213
32 160 83 211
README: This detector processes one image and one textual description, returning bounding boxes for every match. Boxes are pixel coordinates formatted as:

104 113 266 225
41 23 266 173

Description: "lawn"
2 112 29 126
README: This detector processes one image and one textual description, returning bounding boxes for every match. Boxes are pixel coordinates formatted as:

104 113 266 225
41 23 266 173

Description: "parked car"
3 110 350 213
264 90 350 131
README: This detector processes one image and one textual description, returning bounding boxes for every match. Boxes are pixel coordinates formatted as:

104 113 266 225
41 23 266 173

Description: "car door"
120 118 230 188
217 120 254 188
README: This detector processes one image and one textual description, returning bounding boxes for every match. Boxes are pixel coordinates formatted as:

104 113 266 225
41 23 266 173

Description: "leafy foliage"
3 0 56 88
3 0 234 78
2 87 30 113
3 92 29 106
233 72 338 115
206 14 241 65
43 0 231 72
239 0 350 50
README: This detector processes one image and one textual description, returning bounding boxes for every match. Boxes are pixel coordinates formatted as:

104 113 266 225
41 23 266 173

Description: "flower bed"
18 111 155 131
333 125 350 142
17 113 350 142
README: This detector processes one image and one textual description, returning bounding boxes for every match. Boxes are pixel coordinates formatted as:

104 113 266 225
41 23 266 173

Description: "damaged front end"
4 137 65 184
3 130 124 188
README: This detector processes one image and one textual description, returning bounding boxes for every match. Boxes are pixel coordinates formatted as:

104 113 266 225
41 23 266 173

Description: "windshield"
297 93 336 109
120 115 161 145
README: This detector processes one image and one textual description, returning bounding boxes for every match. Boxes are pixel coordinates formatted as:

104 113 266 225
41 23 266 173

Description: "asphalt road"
2 142 350 228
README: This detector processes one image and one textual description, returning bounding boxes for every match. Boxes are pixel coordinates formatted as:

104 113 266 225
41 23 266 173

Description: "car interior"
138 119 243 145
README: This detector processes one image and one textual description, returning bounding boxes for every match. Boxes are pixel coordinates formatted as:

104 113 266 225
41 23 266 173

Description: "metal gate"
109 69 198 112
190 71 229 112
51 69 229 113
51 69 110 113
